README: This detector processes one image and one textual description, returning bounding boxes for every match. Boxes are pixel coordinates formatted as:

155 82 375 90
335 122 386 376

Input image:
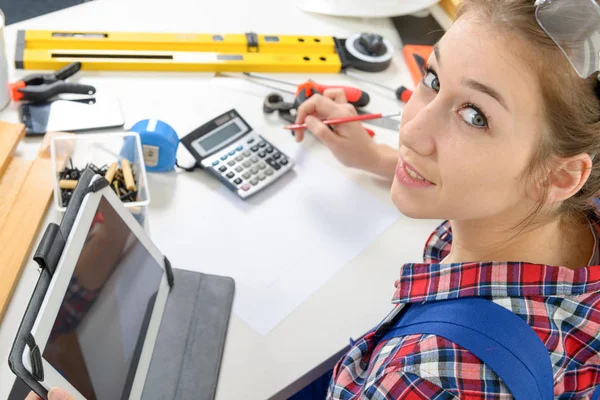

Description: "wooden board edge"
0 156 53 323
0 158 33 233
0 122 26 177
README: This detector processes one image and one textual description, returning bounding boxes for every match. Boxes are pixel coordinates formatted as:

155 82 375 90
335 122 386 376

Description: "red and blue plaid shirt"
328 214 600 399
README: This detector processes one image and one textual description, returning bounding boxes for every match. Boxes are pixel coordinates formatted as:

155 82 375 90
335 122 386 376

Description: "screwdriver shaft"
243 72 297 88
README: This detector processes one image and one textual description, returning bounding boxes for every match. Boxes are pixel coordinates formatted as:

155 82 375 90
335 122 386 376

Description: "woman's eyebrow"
462 79 509 111
434 42 509 111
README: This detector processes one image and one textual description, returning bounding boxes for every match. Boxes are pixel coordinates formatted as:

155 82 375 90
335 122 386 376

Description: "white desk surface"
0 1 451 399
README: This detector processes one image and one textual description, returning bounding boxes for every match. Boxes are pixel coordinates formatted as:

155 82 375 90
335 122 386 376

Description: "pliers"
10 62 96 103
263 87 377 136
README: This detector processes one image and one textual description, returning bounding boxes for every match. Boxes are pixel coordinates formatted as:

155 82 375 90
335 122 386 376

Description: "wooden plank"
0 122 25 176
0 130 58 323
0 158 33 233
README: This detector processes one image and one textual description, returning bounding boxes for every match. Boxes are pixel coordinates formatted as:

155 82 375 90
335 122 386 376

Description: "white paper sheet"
147 131 399 335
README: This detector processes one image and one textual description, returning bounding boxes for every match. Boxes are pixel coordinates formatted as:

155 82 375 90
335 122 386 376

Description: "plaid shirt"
328 214 600 399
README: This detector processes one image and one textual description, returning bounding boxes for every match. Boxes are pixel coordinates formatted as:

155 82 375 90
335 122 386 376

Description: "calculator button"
226 172 235 178
242 184 251 191
247 138 255 144
258 141 267 148
250 178 259 185
250 156 258 162
251 145 259 152
221 155 228 161
257 163 266 170
250 167 258 174
280 159 289 166
243 161 251 168
235 166 243 172
236 145 243 151
265 168 274 176
243 151 251 157
258 173 266 180
234 178 243 185
235 155 243 161
229 150 236 156
242 172 251 179
266 146 274 154
227 160 236 166
266 158 281 170
218 166 227 172
258 151 266 158
273 153 281 160
212 160 220 166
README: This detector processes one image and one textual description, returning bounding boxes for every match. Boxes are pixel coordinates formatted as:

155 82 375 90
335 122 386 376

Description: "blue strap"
592 385 600 400
381 298 554 400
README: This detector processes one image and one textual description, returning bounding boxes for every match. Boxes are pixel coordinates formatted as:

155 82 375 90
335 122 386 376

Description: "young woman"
27 0 600 398
292 0 600 398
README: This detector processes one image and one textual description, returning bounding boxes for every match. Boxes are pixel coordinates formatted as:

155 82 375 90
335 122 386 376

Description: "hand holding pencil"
292 89 399 173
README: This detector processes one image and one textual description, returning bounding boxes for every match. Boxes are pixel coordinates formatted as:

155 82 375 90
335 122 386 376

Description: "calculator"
180 109 295 199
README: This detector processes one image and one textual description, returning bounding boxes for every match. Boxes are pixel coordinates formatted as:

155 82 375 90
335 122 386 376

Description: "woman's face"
391 14 546 221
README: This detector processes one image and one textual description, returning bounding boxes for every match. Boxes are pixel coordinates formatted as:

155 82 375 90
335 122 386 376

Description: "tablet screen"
42 196 163 400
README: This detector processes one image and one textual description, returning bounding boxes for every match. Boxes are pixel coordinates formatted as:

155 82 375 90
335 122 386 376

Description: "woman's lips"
395 159 435 188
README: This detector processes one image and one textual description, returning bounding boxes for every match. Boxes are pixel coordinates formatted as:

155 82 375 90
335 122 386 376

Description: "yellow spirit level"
16 30 394 74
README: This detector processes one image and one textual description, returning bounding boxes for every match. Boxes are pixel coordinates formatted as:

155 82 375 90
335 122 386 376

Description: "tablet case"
8 168 235 400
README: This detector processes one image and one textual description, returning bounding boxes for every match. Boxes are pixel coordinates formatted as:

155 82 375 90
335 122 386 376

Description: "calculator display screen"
197 122 242 152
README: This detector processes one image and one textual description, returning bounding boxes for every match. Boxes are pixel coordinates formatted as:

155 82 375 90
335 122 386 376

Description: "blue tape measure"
130 119 179 172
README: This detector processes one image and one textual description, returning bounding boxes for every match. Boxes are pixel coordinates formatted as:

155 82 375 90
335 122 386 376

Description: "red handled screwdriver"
343 70 413 103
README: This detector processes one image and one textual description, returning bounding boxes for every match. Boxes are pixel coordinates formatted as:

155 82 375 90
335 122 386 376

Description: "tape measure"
130 119 179 172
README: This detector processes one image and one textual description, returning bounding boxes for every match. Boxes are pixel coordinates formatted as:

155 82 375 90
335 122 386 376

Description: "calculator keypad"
205 134 293 198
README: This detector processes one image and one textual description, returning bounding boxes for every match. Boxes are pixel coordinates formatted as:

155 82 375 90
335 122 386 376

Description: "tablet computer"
20 177 170 399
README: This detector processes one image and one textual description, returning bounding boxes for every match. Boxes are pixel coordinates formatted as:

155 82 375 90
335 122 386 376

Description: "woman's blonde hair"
457 0 600 220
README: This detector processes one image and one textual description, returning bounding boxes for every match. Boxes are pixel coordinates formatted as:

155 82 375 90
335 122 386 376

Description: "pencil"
284 111 401 130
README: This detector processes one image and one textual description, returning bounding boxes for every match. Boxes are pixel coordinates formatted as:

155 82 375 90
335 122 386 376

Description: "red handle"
315 84 364 103
9 81 25 101
396 86 414 103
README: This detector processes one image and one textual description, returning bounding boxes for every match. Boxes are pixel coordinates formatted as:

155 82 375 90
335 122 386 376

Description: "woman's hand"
26 388 75 400
294 89 398 180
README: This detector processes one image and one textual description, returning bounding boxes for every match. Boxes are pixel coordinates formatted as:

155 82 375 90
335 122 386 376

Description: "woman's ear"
545 153 593 204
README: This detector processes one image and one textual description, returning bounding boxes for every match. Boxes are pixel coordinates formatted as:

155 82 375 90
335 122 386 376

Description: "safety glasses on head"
535 0 600 78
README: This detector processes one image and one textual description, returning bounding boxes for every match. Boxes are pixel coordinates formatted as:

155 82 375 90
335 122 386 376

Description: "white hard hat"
296 0 440 18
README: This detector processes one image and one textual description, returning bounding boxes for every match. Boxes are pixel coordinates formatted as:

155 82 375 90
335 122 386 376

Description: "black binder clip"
33 224 65 278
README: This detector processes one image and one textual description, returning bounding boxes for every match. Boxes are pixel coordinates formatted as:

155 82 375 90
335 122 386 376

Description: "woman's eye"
422 71 440 91
458 107 488 129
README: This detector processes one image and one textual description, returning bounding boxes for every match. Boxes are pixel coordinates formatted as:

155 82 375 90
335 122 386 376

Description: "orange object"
9 81 26 101
403 45 434 86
